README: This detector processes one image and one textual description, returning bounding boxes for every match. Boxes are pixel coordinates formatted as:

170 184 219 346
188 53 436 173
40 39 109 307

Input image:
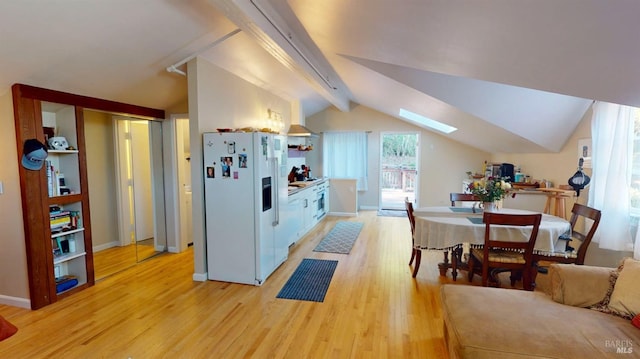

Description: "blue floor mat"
276 258 338 302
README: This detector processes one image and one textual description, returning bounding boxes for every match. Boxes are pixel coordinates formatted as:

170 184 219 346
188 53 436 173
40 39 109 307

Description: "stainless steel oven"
317 183 327 218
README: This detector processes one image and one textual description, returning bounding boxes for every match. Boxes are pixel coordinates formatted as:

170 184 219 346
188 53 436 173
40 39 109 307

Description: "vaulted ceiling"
2 1 638 153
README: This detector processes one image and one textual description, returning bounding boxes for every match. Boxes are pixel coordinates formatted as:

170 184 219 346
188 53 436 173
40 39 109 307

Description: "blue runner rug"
313 221 364 254
450 207 482 213
377 209 407 217
276 259 338 302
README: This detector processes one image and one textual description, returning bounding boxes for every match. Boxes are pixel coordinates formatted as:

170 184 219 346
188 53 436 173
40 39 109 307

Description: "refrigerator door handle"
272 157 279 226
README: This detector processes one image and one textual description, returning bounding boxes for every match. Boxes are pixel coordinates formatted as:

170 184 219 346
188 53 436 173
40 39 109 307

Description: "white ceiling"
3 0 639 153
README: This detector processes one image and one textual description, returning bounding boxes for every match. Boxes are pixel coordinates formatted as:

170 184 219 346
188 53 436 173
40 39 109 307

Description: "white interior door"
113 117 166 260
115 120 135 245
130 121 154 241
176 118 192 251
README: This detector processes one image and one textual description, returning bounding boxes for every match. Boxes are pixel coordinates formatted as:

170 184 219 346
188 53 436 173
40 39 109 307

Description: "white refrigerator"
203 132 289 285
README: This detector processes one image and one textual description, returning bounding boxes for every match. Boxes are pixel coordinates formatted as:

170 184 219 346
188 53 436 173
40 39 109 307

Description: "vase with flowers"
468 177 512 212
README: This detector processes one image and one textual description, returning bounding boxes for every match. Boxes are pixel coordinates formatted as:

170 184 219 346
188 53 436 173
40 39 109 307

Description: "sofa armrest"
549 263 614 307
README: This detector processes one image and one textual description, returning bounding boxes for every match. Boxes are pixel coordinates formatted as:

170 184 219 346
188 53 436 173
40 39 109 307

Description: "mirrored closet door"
88 112 166 280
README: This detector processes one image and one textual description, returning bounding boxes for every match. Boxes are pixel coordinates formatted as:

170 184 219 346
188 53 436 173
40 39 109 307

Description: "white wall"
0 90 30 307
187 56 292 279
493 107 593 193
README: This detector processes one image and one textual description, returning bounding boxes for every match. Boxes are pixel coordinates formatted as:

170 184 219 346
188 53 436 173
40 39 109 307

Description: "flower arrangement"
468 177 512 203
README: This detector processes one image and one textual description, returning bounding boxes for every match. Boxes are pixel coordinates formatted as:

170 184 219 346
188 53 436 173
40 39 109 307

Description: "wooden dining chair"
405 198 421 277
467 212 542 291
450 193 478 206
533 203 601 269
448 193 479 280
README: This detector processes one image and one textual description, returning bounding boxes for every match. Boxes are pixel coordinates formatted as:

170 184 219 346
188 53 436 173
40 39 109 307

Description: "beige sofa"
441 263 640 358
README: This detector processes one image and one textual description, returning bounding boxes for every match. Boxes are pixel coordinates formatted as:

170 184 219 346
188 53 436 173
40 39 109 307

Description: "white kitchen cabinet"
303 186 318 233
286 180 329 243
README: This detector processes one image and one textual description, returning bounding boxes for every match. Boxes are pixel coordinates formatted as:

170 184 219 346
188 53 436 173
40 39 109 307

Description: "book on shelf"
46 160 53 197
70 211 81 228
45 160 66 196
53 169 61 196
50 216 70 228
49 205 82 234
50 210 70 217
50 211 71 231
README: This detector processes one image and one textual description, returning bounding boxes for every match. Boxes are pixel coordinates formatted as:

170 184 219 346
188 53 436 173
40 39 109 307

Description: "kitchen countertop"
287 178 328 196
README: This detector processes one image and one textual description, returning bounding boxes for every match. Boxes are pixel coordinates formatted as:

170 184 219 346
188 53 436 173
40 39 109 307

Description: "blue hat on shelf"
21 139 48 171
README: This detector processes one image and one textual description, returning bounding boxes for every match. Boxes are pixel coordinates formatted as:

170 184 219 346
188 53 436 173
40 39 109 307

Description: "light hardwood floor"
93 239 163 280
0 211 488 358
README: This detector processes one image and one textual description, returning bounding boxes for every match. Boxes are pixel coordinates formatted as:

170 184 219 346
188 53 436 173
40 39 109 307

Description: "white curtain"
589 101 635 252
323 132 368 191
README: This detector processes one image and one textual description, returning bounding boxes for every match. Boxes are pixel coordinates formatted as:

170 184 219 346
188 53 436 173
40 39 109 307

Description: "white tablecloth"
414 208 570 253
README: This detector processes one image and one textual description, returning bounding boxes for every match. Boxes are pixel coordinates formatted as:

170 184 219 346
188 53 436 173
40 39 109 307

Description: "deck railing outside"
381 166 416 192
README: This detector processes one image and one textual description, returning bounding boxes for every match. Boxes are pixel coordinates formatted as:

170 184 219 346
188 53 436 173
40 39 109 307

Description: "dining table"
413 206 571 279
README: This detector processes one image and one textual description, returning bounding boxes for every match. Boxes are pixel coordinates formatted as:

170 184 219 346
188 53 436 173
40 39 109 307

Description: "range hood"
288 124 319 137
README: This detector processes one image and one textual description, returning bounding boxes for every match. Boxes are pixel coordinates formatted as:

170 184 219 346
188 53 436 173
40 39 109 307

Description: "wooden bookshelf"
12 83 165 309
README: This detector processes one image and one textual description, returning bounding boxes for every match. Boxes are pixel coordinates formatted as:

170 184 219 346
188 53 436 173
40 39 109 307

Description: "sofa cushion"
440 284 640 358
609 258 640 319
549 263 613 307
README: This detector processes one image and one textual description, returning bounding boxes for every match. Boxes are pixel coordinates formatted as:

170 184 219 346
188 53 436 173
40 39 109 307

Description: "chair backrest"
450 193 478 206
405 197 416 239
568 203 602 264
482 212 542 263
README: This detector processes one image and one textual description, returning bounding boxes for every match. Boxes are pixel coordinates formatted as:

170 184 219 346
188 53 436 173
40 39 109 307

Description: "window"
322 132 368 191
590 102 637 255
630 109 640 210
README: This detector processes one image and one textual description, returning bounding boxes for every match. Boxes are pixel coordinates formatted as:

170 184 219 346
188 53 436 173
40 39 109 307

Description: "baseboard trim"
93 241 119 252
328 211 358 217
360 205 378 210
192 272 207 282
0 294 31 309
168 246 179 253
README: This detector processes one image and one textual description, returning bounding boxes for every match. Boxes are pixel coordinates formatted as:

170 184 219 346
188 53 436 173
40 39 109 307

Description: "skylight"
399 108 457 134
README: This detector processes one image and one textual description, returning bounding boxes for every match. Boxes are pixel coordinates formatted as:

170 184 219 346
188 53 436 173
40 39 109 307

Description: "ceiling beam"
210 0 350 111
